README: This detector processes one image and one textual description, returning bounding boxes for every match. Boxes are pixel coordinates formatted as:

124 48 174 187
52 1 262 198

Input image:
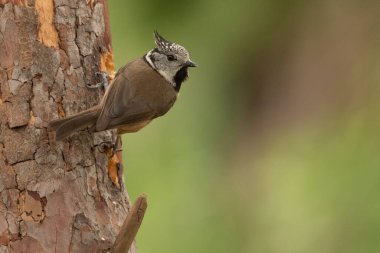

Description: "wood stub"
111 194 148 253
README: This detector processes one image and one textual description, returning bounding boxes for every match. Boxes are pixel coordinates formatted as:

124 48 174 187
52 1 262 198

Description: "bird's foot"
116 155 125 191
98 136 124 191
87 71 109 90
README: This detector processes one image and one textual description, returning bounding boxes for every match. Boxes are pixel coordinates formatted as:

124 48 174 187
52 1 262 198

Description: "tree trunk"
0 1 133 252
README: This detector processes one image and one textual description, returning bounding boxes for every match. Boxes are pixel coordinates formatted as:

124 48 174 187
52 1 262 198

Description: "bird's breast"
117 119 152 134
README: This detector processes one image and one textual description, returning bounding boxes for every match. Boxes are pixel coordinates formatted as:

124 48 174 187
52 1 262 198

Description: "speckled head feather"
154 31 172 50
154 31 189 59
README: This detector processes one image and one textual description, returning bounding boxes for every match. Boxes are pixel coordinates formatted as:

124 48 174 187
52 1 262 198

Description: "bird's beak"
185 60 197 67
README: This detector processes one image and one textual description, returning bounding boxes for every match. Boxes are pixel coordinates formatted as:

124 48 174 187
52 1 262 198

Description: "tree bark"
0 1 133 252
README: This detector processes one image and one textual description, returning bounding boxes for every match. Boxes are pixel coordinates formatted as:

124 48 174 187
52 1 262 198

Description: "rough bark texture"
0 1 133 252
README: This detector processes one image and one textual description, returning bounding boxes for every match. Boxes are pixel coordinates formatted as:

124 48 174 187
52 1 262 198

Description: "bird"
49 31 197 141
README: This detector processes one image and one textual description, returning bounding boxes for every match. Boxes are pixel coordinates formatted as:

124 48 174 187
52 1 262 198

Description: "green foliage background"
109 1 380 252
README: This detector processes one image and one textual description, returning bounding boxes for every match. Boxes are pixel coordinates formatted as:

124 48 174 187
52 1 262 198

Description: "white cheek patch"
145 50 155 69
145 50 175 86
157 69 175 86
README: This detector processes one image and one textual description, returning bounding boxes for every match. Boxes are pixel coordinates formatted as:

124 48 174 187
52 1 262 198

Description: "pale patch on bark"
19 191 45 222
100 51 116 79
87 0 95 9
28 111 36 126
35 0 59 48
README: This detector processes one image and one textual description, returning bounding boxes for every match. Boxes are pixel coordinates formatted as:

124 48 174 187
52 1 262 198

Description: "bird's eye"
167 55 176 61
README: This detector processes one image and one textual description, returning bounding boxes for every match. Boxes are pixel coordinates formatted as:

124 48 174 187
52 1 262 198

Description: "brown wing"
95 69 154 131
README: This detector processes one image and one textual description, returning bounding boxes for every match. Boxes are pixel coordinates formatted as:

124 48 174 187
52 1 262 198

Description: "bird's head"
145 31 197 91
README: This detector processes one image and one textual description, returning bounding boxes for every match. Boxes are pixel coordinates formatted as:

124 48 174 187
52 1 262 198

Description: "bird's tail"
49 108 99 141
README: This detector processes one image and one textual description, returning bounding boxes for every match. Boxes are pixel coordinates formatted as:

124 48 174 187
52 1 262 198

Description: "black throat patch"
173 66 189 92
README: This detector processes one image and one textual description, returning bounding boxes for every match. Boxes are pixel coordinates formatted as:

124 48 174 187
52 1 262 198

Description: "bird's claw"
98 141 115 155
87 71 109 90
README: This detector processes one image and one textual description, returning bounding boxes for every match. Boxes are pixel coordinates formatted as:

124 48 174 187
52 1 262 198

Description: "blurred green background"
108 1 380 252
